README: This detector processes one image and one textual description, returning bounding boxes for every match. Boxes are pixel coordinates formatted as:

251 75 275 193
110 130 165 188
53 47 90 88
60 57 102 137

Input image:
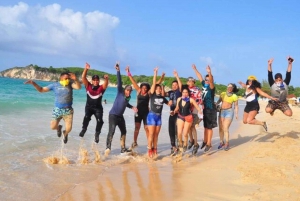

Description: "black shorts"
134 111 148 125
203 108 217 129
244 101 260 113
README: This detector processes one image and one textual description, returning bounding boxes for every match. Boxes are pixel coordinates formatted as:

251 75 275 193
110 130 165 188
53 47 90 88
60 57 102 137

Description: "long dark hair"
181 85 191 97
228 83 239 93
246 79 261 90
140 82 150 91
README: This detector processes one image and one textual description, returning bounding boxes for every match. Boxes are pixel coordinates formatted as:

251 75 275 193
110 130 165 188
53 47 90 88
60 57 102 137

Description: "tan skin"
125 66 165 145
24 72 81 137
147 67 171 157
216 86 238 146
174 89 202 149
238 80 277 125
193 64 214 147
265 57 293 116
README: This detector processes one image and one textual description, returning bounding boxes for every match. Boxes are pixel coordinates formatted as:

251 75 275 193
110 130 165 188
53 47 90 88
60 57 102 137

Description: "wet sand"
56 101 300 201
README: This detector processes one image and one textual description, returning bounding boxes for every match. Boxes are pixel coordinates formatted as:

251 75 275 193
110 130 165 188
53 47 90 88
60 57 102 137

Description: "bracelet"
127 72 132 76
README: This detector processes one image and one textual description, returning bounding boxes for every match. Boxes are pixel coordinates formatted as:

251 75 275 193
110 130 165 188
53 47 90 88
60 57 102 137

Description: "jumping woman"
238 76 277 132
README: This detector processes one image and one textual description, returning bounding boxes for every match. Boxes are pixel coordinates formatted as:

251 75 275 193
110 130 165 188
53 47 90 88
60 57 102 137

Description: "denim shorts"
147 112 162 126
219 108 234 119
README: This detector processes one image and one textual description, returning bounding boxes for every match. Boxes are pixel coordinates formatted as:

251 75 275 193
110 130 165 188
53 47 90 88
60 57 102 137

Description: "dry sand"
57 102 300 201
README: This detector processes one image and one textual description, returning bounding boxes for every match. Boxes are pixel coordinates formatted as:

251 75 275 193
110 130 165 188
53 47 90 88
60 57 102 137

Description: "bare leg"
222 118 233 143
177 119 184 147
188 127 194 143
191 127 197 145
133 122 141 142
218 116 224 143
265 106 274 114
205 128 213 146
283 109 292 117
182 121 192 147
50 119 60 130
153 126 161 149
246 110 264 125
144 125 149 139
147 125 155 149
63 113 73 135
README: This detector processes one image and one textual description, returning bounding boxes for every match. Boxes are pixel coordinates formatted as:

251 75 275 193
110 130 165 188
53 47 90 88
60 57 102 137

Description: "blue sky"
0 0 299 86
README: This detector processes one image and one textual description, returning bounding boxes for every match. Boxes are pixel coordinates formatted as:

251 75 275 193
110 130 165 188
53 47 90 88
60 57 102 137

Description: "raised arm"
192 64 203 82
150 67 158 94
24 80 50 93
69 73 81 89
173 70 182 92
161 84 166 97
115 62 123 93
102 74 109 90
206 65 214 89
238 81 247 89
156 72 165 84
267 58 274 86
287 56 293 72
125 66 140 92
285 56 293 85
81 62 90 88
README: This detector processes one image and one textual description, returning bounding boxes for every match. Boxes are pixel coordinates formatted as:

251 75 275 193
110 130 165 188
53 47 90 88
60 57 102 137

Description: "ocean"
0 77 246 201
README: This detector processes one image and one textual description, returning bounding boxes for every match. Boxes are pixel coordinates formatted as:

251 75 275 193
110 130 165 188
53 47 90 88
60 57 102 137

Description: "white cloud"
0 2 120 60
199 56 213 65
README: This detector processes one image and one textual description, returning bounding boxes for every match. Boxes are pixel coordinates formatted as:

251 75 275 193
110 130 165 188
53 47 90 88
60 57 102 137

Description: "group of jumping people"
25 56 294 158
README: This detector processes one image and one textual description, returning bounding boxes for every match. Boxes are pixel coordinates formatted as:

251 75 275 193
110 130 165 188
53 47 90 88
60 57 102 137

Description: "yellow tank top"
220 92 238 104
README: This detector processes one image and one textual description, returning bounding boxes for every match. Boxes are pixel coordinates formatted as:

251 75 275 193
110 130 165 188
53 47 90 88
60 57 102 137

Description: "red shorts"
177 114 193 123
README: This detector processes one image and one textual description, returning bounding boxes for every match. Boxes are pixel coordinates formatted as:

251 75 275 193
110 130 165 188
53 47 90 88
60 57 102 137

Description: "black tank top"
150 93 168 114
137 92 150 114
178 99 192 116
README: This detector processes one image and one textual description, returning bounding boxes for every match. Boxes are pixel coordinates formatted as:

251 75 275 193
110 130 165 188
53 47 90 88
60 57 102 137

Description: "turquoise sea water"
0 77 137 114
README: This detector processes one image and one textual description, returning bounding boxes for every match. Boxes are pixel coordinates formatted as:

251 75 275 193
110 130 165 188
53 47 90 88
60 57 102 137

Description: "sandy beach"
54 101 300 201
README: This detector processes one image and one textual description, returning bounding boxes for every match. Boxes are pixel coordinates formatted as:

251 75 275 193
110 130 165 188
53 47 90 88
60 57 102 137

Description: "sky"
0 0 299 86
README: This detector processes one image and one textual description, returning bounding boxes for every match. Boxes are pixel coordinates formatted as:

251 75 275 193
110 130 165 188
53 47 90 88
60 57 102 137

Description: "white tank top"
245 86 256 102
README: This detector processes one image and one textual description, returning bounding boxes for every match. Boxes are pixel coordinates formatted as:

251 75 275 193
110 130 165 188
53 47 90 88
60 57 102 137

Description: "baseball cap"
92 75 100 80
124 85 133 91
187 77 196 82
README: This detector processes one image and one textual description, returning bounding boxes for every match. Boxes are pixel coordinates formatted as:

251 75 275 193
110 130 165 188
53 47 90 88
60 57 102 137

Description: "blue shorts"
147 112 162 126
52 107 73 120
219 108 234 119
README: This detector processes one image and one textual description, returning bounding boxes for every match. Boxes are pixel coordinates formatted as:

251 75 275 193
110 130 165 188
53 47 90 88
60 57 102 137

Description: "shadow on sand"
255 131 300 143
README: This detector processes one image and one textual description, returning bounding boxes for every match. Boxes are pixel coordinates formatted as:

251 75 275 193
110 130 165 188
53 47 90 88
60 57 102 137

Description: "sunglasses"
205 79 209 82
92 79 99 81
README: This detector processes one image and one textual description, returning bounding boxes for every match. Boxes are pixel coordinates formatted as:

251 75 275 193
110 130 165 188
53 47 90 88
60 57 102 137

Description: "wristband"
127 72 132 76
